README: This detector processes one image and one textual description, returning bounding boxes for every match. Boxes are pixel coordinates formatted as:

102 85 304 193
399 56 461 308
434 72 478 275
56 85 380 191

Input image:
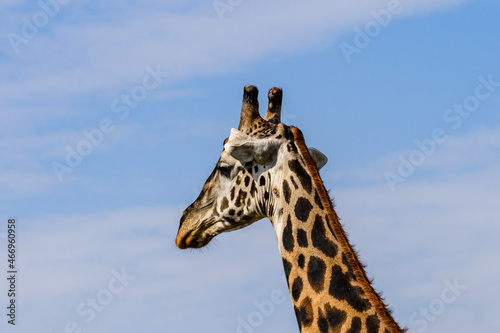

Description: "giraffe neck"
269 127 404 333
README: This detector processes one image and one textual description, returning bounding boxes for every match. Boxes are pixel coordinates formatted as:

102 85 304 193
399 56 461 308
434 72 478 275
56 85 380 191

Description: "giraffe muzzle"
176 211 214 249
176 227 212 249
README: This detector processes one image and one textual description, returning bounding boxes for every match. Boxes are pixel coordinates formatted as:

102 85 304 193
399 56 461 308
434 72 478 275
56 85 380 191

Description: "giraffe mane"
290 126 407 333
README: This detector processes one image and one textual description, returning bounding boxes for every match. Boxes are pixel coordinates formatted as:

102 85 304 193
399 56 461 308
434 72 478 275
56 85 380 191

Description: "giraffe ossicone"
176 85 406 333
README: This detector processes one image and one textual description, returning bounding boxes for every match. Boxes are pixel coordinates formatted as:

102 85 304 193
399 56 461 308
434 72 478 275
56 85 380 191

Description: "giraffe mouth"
176 228 214 249
176 211 217 249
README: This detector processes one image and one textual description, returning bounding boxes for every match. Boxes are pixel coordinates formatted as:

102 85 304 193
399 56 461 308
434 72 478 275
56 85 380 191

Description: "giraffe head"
175 85 327 249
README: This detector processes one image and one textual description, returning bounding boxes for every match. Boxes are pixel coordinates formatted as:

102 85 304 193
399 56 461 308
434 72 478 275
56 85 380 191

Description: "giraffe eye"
218 166 233 178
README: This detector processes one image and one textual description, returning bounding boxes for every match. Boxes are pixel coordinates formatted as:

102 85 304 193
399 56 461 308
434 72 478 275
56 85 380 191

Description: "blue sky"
1 0 499 332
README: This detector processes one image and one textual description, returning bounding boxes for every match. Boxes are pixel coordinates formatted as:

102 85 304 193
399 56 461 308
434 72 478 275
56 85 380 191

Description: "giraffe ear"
308 147 328 170
224 128 280 165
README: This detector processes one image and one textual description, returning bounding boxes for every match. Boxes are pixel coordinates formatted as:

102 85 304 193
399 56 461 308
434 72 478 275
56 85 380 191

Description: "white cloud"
0 170 54 198
3 206 297 333
0 131 74 197
334 174 500 332
328 123 500 331
425 125 500 172
0 0 476 199
329 121 500 186
1 0 473 101
0 121 138 197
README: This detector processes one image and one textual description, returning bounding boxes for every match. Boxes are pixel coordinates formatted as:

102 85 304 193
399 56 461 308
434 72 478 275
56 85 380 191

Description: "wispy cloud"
7 205 297 332
0 122 139 196
329 121 500 331
329 121 500 186
1 0 475 186
2 0 472 100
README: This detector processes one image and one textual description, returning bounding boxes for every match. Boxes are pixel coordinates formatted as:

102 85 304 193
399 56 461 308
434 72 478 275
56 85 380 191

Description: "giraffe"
176 85 406 333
